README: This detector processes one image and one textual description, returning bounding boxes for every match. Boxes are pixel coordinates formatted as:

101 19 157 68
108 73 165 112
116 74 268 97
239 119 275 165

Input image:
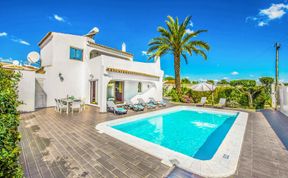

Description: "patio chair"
107 101 127 115
137 98 157 109
55 99 59 112
71 101 81 114
149 97 166 107
196 97 207 107
80 98 86 111
125 100 144 111
58 99 68 113
214 98 226 108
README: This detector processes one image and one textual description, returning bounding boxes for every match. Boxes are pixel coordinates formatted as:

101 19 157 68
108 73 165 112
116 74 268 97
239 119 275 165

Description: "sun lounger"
196 97 207 107
125 100 144 111
107 101 127 115
214 98 226 108
137 98 157 109
149 97 166 107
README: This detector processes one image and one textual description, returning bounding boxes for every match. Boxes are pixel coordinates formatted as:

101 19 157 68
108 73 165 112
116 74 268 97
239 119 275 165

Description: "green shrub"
164 78 272 109
0 66 23 177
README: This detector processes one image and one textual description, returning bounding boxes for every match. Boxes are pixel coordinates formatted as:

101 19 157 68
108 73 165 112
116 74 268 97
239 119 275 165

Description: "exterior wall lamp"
59 73 64 82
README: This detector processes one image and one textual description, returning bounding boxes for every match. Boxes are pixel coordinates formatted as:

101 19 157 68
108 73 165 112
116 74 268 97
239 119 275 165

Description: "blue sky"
0 0 288 82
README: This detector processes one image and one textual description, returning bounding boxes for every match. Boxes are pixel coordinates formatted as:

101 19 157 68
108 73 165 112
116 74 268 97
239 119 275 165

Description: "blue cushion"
147 103 156 107
116 108 126 112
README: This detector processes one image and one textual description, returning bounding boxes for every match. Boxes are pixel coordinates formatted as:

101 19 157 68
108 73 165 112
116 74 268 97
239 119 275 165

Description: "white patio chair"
107 100 127 115
55 99 59 112
80 98 86 111
149 97 166 107
196 97 207 107
58 99 68 114
137 98 156 109
71 101 81 114
215 98 226 108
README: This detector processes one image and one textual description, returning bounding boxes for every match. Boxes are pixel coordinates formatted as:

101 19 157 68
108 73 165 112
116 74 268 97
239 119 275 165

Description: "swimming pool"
113 110 237 160
96 106 248 177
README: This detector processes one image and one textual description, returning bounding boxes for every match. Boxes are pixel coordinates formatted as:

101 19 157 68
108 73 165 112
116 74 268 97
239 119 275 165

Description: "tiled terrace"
19 105 288 178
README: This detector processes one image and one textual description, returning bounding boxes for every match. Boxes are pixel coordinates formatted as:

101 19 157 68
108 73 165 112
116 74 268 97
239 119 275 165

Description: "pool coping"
96 106 248 177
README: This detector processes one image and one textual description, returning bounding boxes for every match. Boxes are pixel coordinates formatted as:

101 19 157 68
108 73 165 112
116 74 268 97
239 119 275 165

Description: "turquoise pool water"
112 109 237 160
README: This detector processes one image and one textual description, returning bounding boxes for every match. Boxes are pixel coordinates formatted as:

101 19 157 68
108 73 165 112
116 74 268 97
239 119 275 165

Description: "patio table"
61 98 81 114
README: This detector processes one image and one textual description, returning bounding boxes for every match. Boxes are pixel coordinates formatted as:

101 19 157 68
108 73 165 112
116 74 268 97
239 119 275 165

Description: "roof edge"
38 32 53 46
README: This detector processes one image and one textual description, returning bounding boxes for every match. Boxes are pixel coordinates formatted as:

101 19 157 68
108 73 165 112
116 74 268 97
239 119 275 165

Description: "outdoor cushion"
116 108 127 112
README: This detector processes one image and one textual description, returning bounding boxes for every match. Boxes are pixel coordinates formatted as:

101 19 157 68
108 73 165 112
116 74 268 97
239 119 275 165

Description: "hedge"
0 66 23 177
165 84 271 109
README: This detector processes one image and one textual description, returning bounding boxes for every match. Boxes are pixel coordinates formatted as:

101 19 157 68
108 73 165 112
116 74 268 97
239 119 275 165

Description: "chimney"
122 42 126 52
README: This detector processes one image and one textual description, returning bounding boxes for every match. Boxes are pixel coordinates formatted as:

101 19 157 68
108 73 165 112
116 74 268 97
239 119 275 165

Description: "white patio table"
61 98 81 114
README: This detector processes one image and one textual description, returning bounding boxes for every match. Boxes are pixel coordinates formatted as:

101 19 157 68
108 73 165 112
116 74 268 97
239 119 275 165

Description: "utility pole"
275 42 280 110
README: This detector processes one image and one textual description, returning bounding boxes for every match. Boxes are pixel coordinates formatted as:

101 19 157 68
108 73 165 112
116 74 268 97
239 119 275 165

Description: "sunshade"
190 82 216 91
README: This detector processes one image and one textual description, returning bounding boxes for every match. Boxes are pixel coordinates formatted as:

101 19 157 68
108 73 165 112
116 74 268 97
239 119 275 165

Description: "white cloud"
189 21 194 27
12 39 30 46
260 3 288 20
231 71 239 75
223 77 229 80
248 3 288 27
0 32 7 37
186 20 194 34
142 51 148 56
249 74 255 77
19 40 30 46
258 21 268 27
0 32 30 46
54 14 65 22
0 57 13 63
185 29 194 34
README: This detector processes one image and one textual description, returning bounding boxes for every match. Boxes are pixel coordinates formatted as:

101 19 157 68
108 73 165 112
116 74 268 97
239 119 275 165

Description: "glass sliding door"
90 80 98 104
115 81 124 103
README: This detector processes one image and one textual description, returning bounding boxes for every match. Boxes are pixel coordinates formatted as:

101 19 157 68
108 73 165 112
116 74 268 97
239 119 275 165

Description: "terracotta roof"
0 62 39 71
35 67 46 74
106 68 160 79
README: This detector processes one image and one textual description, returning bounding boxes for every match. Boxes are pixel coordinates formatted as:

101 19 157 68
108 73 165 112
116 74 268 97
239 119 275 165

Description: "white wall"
37 32 164 112
39 33 88 107
124 81 157 103
40 37 53 67
279 86 288 117
102 55 163 77
17 70 35 112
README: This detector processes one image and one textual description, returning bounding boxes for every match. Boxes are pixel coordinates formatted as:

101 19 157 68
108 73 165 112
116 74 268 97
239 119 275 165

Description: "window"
138 82 142 93
70 47 83 61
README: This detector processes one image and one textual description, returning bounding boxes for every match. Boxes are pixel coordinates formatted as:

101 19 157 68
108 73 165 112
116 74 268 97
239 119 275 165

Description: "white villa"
4 29 164 112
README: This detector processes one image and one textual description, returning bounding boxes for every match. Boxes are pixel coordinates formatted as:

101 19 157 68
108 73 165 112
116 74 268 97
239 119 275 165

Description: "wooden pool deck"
19 105 288 178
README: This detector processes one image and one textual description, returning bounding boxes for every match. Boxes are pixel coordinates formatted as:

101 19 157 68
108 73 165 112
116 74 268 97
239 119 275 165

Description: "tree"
147 16 210 94
191 80 200 84
207 80 214 85
181 78 191 84
230 80 261 108
164 76 174 81
218 79 229 85
0 65 23 177
259 77 274 92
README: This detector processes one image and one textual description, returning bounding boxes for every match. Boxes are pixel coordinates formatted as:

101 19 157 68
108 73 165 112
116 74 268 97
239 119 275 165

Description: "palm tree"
147 16 210 94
